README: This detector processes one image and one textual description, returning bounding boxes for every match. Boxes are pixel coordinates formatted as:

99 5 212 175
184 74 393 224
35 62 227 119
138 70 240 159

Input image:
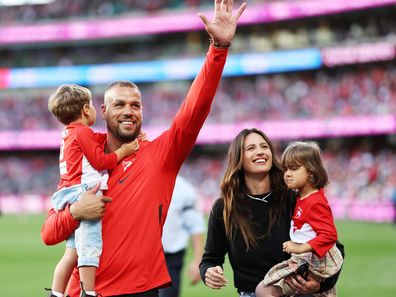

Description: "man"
41 1 247 297
159 175 205 297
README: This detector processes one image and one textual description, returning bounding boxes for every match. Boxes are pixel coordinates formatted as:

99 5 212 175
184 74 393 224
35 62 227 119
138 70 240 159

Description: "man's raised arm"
154 0 247 166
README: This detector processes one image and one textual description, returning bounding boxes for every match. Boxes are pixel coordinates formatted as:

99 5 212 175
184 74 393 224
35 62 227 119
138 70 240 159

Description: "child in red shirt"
47 84 139 297
256 141 343 297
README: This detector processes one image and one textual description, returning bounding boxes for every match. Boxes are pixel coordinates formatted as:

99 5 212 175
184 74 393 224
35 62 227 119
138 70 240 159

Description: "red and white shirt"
290 189 338 257
57 123 117 190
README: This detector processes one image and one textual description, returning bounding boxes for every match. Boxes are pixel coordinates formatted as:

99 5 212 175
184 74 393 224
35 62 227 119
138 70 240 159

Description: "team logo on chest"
296 206 303 218
118 159 135 184
122 159 134 172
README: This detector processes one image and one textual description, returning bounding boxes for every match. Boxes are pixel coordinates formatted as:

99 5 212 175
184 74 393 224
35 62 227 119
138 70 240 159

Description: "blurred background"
0 0 396 296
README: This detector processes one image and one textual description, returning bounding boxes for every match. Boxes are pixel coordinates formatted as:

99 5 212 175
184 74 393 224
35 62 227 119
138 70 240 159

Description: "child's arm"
76 127 118 170
283 240 313 254
307 201 338 258
113 130 146 161
114 139 139 161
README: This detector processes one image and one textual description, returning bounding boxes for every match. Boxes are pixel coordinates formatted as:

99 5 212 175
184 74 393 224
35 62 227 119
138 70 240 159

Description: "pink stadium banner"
1 0 396 45
322 41 396 67
0 115 395 150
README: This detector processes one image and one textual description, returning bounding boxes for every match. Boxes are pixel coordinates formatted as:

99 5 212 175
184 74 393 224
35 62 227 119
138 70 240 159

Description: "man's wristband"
209 38 232 48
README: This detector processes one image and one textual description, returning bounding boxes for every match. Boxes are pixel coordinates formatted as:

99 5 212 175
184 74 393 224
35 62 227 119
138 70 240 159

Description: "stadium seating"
1 0 395 222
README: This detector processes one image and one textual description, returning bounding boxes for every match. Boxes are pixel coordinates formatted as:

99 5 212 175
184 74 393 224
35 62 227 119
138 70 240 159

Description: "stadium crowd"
0 0 212 24
1 6 396 68
1 63 395 131
1 137 395 206
1 1 395 223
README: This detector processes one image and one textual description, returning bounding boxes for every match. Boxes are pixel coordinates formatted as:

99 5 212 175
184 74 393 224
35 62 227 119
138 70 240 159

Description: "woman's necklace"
246 192 272 203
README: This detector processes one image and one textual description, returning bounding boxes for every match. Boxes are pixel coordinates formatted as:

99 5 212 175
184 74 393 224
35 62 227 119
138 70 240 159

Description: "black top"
199 191 344 294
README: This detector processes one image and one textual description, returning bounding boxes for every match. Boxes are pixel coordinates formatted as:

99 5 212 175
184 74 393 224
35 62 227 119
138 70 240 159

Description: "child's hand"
283 241 299 254
128 139 139 153
138 130 148 142
283 241 312 254
121 139 139 155
115 139 140 161
131 139 140 152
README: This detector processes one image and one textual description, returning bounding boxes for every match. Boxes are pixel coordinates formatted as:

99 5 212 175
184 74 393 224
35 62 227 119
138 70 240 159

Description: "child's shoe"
80 282 102 297
45 288 70 297
45 289 55 297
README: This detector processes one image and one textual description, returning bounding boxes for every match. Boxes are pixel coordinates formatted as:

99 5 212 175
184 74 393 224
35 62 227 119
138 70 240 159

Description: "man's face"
102 86 143 143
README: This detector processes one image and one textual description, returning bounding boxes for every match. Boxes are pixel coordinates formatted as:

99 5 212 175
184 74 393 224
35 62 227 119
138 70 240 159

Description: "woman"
199 128 343 297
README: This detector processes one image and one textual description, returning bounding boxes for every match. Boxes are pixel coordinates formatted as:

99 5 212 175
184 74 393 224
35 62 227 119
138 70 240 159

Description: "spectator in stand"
392 186 396 224
159 175 205 297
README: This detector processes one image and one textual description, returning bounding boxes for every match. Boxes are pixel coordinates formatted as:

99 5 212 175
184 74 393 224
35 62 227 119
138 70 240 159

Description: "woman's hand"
284 274 320 295
204 266 228 289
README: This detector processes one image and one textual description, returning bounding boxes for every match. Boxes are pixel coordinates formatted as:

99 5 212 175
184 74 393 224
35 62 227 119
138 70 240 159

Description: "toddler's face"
283 163 309 191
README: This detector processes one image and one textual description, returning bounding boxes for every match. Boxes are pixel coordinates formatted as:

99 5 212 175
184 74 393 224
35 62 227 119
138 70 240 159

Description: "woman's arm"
318 240 345 292
199 199 228 288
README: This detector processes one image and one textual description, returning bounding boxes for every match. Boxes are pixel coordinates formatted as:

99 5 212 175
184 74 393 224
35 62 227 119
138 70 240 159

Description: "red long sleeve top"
41 45 228 296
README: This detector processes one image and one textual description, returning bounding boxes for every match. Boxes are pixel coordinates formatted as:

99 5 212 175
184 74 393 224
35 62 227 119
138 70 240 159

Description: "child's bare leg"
256 281 283 297
79 266 97 292
52 247 78 293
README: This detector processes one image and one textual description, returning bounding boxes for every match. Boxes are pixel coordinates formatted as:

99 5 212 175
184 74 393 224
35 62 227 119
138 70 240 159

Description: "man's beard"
109 122 141 143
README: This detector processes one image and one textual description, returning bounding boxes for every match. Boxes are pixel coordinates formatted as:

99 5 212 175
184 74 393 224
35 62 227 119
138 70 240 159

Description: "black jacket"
199 192 344 293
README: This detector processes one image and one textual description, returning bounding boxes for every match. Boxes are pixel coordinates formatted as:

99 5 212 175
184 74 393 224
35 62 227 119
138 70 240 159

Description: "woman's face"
242 132 273 175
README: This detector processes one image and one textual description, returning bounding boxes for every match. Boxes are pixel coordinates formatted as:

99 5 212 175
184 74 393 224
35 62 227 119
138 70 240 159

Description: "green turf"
0 215 395 296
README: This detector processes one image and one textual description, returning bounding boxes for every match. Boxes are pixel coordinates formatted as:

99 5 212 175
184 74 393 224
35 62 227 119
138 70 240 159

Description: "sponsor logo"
118 174 130 184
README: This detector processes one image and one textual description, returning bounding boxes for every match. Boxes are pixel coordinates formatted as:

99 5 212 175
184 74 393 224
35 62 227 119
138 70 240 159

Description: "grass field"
0 215 395 296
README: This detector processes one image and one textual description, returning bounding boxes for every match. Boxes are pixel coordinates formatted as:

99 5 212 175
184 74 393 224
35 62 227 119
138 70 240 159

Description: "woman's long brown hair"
220 128 287 250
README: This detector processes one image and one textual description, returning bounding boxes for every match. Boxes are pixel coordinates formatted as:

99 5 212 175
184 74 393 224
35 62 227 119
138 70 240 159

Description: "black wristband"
209 38 232 48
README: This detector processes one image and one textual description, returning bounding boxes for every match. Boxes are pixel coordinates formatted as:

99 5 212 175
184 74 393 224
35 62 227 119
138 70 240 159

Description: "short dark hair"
105 80 139 93
104 80 140 106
